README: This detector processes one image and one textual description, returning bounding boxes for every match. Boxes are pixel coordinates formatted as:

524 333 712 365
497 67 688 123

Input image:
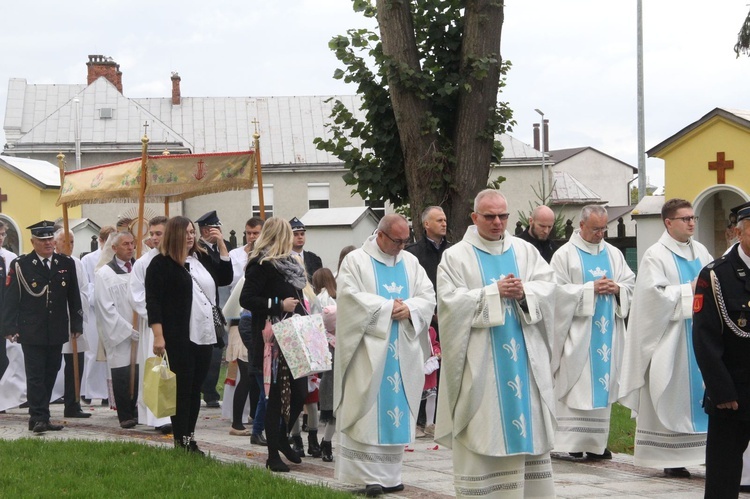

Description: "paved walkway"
0 401 715 498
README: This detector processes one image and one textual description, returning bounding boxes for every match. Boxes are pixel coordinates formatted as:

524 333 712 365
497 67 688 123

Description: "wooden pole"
57 152 80 403
253 128 265 220
130 133 149 398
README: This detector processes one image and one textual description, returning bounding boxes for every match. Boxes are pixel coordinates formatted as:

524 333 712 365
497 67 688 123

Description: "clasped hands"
497 273 525 300
594 277 619 295
391 298 411 321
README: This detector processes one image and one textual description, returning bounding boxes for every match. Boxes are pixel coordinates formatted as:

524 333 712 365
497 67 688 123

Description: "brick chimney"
533 123 540 151
542 119 550 153
87 55 123 93
171 72 181 105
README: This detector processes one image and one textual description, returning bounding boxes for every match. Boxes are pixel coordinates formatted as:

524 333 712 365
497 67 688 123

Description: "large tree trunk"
450 0 505 239
377 0 447 230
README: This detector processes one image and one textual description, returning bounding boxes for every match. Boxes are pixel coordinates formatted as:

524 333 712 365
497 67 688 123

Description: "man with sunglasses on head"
619 198 712 478
435 189 557 497
551 204 635 461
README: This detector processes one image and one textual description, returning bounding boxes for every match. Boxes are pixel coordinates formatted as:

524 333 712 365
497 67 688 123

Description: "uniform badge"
693 294 704 313
32 282 37 288
61 281 66 287
739 317 748 328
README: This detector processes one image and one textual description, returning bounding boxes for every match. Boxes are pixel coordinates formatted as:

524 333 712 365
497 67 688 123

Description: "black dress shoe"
359 484 383 497
266 457 290 472
382 484 405 493
663 467 691 478
205 400 220 408
569 452 584 458
739 484 750 493
188 441 205 456
120 419 137 429
64 410 91 419
586 448 612 460
251 433 267 446
33 421 63 433
156 424 173 435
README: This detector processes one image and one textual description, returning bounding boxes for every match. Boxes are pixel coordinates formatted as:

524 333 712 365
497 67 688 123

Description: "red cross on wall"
708 152 734 184
0 188 7 212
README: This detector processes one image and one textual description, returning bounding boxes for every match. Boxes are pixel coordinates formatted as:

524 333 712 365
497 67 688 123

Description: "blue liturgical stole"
672 253 707 433
371 258 411 444
473 246 534 455
576 247 614 409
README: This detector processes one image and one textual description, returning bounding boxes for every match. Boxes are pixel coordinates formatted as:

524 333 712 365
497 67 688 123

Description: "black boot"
291 434 305 459
279 434 302 464
307 430 322 457
321 440 333 462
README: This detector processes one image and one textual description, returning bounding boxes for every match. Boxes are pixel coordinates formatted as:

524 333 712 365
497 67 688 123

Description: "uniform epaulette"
708 256 729 270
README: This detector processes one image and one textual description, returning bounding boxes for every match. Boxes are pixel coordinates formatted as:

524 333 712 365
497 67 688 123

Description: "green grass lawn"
0 439 349 497
608 402 636 455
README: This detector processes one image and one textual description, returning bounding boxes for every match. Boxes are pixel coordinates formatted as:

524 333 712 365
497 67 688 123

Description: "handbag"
272 314 332 379
143 353 177 418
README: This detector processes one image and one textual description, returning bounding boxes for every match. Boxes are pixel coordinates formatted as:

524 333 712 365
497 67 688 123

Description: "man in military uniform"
2 221 83 433
694 205 750 497
290 217 322 280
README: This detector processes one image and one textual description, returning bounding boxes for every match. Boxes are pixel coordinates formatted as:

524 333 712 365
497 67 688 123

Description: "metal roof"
550 171 602 205
0 154 61 188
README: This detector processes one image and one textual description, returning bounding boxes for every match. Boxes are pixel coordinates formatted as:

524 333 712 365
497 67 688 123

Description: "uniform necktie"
43 258 50 270
124 261 132 273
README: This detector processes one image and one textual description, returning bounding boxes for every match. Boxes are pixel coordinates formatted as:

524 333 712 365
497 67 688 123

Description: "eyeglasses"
476 213 510 222
669 216 698 223
588 227 608 234
381 231 409 246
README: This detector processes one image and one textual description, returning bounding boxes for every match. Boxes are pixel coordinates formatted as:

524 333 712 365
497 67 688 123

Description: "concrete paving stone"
0 405 716 498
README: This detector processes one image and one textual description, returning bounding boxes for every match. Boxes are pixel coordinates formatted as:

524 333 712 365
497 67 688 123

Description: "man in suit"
2 221 83 433
694 205 750 497
195 210 230 408
289 217 322 280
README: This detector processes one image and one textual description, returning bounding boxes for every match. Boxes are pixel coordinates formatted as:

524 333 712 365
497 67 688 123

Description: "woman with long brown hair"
146 216 232 453
240 217 309 472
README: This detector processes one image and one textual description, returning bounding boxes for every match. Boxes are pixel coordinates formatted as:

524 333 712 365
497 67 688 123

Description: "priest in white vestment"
334 214 435 497
95 231 139 428
436 189 557 499
128 217 172 431
619 199 712 477
80 226 115 401
551 205 635 459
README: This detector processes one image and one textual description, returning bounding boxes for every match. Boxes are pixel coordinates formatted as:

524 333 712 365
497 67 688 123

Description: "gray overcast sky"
2 1 749 189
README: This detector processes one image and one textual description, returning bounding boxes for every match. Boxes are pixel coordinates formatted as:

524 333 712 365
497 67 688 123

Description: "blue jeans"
252 373 267 435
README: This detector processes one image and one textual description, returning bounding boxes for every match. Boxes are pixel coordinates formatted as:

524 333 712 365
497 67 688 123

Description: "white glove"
131 329 140 342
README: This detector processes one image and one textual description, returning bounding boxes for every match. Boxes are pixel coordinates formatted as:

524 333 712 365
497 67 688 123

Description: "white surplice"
333 235 435 488
551 231 635 454
435 227 557 498
80 248 109 399
618 231 712 468
95 262 135 369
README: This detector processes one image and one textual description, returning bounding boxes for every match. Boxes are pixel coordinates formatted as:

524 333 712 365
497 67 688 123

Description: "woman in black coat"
146 216 232 453
240 217 309 472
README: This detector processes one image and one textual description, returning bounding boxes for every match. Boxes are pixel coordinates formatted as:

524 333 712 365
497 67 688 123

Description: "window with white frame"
251 185 274 218
308 183 330 210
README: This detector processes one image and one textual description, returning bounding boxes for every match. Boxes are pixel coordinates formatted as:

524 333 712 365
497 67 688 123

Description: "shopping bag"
143 353 177 418
272 314 332 379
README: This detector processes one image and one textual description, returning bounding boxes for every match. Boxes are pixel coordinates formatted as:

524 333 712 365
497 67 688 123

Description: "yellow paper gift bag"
143 353 177 418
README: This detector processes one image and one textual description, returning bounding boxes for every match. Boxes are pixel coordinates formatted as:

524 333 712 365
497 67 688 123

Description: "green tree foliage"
314 0 514 239
735 8 750 57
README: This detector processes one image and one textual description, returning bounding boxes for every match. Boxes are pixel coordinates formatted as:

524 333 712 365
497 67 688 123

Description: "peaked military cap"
731 201 750 216
195 210 222 227
738 206 750 223
27 220 56 239
289 217 306 231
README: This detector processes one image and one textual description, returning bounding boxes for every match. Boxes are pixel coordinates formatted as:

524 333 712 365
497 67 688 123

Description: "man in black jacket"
516 205 558 263
404 206 451 292
290 217 322 280
2 221 83 433
694 205 750 498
